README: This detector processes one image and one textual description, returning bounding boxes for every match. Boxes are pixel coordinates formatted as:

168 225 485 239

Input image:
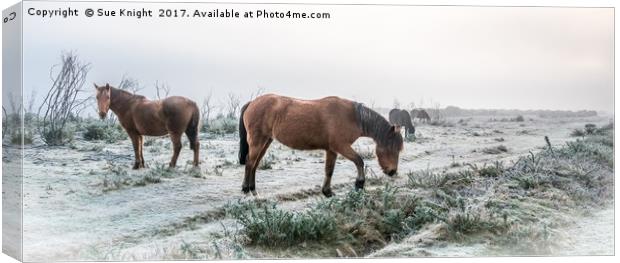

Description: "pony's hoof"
251 190 259 197
242 186 250 194
355 179 365 190
132 164 140 170
322 188 334 197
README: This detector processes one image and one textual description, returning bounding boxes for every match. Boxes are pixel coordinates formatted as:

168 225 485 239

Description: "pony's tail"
238 102 251 165
186 105 200 150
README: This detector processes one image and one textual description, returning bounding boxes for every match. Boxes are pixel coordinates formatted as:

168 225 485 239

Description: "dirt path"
16 115 611 261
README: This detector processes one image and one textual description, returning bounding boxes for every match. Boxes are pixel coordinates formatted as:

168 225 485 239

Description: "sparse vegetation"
355 146 376 160
100 162 177 192
228 185 435 254
258 154 276 170
512 115 525 122
482 145 508 154
227 135 614 257
83 122 127 143
429 119 455 127
37 51 90 146
207 115 238 135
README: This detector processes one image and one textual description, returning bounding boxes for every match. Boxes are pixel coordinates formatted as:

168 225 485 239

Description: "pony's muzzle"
385 169 397 176
99 112 107 119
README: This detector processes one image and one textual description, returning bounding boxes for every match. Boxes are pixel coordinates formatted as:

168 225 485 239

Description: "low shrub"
208 116 238 135
83 123 127 142
482 145 508 154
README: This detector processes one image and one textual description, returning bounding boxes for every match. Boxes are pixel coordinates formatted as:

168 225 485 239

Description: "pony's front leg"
129 133 142 170
336 146 366 190
322 150 337 197
138 135 145 168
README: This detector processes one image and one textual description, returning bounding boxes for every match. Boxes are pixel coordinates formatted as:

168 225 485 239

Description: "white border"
1 1 617 263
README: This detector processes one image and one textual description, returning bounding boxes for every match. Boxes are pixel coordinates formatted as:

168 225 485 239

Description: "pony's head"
375 125 403 176
94 83 111 119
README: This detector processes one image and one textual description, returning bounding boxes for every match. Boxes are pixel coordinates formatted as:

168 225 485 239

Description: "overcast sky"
20 2 614 116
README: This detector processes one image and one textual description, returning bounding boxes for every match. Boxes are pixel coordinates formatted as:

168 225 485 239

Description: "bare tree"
369 99 376 110
26 90 37 115
226 93 241 119
408 101 416 111
37 51 91 145
155 81 171 100
393 98 401 109
249 85 266 101
201 91 217 128
117 74 142 94
430 101 444 121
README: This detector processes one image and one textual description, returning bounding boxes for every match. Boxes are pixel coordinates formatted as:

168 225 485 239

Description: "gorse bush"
208 116 237 135
10 130 34 145
41 128 74 146
83 123 127 142
228 185 436 252
228 203 338 247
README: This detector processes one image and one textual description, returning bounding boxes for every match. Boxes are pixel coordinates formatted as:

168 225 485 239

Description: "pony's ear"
93 83 99 89
105 83 111 90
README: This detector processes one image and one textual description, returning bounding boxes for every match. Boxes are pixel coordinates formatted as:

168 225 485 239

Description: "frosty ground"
8 113 614 261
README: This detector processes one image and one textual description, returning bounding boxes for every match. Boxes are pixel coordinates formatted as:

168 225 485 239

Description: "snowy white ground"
7 114 613 261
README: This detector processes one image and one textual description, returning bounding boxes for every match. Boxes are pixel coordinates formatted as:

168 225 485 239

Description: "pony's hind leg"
184 121 200 167
249 138 272 196
335 146 366 190
242 136 272 195
169 133 182 168
322 150 337 197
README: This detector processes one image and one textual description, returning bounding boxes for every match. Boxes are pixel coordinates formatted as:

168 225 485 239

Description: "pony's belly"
137 123 168 136
274 134 327 151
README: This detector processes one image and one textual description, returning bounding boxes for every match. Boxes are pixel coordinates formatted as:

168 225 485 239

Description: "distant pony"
411 109 431 123
239 94 404 197
95 83 201 169
389 109 415 138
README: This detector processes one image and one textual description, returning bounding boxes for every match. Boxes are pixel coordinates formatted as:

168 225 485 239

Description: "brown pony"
238 94 404 197
95 83 201 169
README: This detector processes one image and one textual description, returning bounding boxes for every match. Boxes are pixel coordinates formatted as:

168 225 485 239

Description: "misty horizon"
13 2 614 115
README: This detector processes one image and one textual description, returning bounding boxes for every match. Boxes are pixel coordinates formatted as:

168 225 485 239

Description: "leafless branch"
37 51 90 145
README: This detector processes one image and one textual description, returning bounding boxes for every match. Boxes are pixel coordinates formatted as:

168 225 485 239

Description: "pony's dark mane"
111 87 146 100
354 102 402 151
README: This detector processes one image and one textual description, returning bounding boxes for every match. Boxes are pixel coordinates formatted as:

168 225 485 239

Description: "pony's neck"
354 102 393 146
109 87 140 115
